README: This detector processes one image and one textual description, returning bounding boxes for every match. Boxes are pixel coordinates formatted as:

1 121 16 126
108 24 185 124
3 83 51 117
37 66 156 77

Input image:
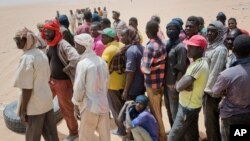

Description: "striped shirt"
179 58 209 109
141 38 166 89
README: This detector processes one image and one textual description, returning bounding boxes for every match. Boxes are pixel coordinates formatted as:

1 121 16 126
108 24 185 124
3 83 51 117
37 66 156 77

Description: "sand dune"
0 0 249 140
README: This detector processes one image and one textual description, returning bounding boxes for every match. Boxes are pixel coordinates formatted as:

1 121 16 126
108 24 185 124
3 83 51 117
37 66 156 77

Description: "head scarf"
135 95 149 107
58 15 69 29
172 18 184 29
167 20 181 30
127 26 140 45
74 33 95 57
208 21 224 47
42 19 62 47
92 13 101 22
15 27 37 51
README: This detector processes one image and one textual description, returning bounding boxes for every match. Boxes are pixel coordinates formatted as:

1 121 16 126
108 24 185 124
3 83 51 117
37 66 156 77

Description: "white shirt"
72 52 110 115
14 48 53 115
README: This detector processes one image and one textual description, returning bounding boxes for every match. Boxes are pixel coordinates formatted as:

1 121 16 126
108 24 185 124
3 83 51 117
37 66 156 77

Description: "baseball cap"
183 35 207 50
98 28 116 38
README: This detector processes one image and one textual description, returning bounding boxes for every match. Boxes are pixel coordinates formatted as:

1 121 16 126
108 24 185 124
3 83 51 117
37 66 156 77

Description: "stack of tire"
3 97 63 134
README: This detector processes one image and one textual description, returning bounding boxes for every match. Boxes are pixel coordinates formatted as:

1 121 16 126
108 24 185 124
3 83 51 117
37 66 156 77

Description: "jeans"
221 113 250 141
203 93 221 141
168 105 201 141
164 86 179 127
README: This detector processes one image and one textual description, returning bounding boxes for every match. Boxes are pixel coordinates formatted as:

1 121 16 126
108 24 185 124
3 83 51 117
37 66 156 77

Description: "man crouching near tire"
13 27 59 141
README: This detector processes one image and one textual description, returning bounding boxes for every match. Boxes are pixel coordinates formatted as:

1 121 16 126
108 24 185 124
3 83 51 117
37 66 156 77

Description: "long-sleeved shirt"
204 42 227 94
212 62 250 118
165 42 188 85
72 52 110 114
141 38 166 89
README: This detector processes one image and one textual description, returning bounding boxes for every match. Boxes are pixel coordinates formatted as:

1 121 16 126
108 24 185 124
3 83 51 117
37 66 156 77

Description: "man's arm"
122 50 136 100
20 89 32 123
62 41 79 72
176 75 195 92
175 45 188 81
212 73 230 98
122 72 135 100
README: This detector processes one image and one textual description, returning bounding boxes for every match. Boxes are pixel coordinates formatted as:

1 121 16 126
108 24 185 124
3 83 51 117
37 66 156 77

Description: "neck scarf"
42 19 62 47
15 27 37 51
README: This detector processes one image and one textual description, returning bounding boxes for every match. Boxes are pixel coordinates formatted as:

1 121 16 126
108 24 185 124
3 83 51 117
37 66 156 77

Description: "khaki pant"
146 87 166 141
79 109 110 141
131 126 153 141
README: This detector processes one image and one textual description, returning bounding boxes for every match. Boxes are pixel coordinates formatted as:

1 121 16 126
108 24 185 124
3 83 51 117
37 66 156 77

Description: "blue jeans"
203 93 221 141
168 104 201 141
221 113 250 141
164 86 179 127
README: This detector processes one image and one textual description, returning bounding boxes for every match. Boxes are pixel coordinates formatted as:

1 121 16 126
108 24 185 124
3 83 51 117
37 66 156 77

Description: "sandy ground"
0 0 250 140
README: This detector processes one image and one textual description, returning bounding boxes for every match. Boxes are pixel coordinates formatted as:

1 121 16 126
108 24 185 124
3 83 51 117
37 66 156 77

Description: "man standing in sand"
90 22 105 56
112 10 127 41
72 33 110 141
42 19 79 141
203 21 228 141
141 20 166 141
168 35 209 141
76 10 92 35
100 28 126 136
14 27 59 141
69 10 77 34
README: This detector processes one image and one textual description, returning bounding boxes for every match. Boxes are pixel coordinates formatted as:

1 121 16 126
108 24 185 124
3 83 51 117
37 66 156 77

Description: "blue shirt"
131 109 159 141
125 45 145 96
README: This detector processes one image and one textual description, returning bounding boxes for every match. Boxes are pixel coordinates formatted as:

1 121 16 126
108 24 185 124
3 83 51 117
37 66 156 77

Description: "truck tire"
3 97 62 134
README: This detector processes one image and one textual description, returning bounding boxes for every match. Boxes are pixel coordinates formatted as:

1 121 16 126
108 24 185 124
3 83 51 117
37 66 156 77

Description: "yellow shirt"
138 30 143 44
102 41 125 90
179 58 209 109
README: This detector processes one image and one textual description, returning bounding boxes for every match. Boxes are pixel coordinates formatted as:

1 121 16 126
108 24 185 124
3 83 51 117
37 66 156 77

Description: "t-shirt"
14 48 53 115
102 41 125 90
47 45 69 80
131 109 159 141
125 45 145 96
179 58 209 109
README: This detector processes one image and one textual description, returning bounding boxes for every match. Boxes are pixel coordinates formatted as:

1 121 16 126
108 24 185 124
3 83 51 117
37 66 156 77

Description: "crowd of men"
12 6 250 141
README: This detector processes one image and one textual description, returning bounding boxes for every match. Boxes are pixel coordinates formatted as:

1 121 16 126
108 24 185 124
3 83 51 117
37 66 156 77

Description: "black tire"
3 97 63 134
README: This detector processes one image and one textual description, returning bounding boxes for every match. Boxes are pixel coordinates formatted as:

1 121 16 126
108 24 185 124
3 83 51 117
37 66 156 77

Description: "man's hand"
74 105 81 120
122 91 128 101
185 84 193 91
20 105 27 124
167 84 176 91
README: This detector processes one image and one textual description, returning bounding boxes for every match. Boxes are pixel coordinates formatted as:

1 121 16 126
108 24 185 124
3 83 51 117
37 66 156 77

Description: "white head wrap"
74 33 94 54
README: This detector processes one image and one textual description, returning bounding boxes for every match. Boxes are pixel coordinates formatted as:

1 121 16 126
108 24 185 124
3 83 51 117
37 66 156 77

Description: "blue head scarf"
135 95 149 107
58 15 69 29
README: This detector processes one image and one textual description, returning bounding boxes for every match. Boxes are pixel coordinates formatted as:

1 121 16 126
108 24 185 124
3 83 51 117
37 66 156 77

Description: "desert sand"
0 0 249 140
